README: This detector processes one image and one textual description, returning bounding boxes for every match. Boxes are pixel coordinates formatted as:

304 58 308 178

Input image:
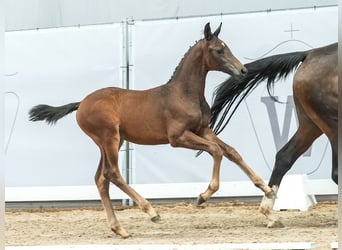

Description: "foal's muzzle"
232 66 248 79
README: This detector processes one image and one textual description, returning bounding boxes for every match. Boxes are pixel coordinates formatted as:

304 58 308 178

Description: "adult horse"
209 42 338 227
29 23 274 238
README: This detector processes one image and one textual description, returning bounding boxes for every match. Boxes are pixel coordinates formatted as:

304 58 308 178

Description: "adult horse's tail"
29 102 80 125
210 50 309 135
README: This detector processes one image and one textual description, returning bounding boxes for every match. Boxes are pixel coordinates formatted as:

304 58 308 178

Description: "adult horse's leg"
95 132 160 238
198 129 275 204
332 150 338 184
330 129 338 184
259 106 322 227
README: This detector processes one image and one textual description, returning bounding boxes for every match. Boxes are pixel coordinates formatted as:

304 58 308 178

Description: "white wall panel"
4 6 338 198
132 7 337 184
5 24 124 187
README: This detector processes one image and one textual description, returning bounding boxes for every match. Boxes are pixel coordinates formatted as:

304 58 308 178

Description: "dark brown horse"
29 23 274 238
210 42 338 227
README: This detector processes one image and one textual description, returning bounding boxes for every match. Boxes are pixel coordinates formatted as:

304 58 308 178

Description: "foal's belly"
120 123 170 145
118 110 170 145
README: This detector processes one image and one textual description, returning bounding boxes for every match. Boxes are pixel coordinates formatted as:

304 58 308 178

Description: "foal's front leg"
200 131 276 205
168 129 223 204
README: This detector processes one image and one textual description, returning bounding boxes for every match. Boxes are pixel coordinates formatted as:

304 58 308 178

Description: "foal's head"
202 23 247 78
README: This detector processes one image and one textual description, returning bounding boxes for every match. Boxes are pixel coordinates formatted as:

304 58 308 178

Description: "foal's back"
76 86 171 145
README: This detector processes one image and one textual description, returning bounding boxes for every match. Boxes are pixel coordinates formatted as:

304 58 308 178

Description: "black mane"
167 40 200 84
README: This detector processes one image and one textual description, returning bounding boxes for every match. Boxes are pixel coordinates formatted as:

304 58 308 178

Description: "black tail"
210 50 309 135
28 102 80 125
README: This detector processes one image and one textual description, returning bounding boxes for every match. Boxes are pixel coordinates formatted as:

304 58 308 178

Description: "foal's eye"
216 48 224 54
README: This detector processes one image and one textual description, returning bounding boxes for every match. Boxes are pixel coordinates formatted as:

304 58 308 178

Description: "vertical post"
121 18 134 206
0 2 4 249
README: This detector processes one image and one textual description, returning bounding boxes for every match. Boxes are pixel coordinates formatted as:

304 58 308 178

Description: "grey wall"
5 0 338 31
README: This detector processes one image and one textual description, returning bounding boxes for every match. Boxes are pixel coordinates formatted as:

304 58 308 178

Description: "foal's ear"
213 22 222 37
204 22 213 41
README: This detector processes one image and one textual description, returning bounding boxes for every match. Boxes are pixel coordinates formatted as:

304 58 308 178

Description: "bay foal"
29 23 274 238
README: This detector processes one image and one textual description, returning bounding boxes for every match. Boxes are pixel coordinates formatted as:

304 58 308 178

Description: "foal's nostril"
241 67 248 75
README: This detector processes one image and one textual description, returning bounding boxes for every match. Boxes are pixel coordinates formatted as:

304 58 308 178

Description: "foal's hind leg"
98 132 159 238
197 130 275 205
94 154 130 238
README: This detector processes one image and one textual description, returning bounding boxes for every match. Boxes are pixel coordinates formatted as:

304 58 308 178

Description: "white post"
0 5 5 249
121 19 134 206
274 174 317 211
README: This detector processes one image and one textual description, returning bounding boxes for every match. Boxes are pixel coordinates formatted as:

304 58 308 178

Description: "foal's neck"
168 41 208 99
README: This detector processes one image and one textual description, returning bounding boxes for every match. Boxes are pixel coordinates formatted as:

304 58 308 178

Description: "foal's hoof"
197 194 206 206
151 214 161 223
121 232 132 239
266 220 285 228
259 205 270 216
113 228 131 239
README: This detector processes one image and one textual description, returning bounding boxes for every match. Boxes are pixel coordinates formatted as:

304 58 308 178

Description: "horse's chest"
186 100 211 129
200 100 210 120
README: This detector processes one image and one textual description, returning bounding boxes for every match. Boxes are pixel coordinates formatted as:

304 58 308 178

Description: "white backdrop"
5 7 337 195
5 24 124 186
132 7 337 184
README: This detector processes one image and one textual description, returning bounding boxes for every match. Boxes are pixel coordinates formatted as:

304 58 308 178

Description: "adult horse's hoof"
151 214 161 223
266 190 277 199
